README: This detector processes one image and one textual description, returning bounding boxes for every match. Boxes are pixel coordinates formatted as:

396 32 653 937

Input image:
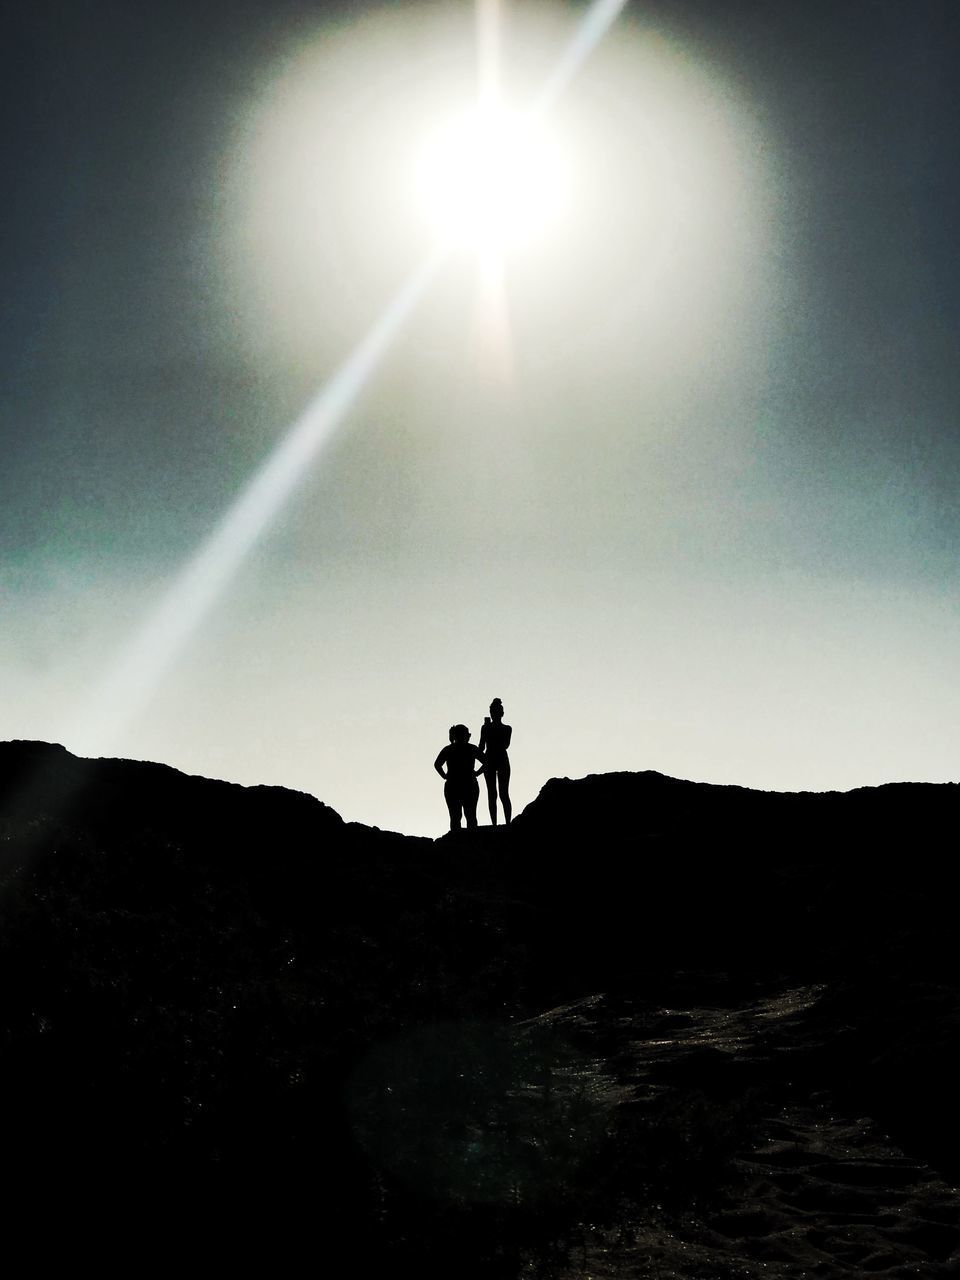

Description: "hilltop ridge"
3 736 956 844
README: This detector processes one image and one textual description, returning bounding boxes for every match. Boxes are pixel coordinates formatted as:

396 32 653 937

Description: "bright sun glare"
417 103 569 249
72 0 767 785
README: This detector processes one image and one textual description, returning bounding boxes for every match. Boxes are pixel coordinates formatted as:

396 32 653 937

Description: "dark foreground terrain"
1 741 957 1275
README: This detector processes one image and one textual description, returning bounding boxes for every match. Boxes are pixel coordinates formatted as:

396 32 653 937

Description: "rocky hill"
1 741 957 1275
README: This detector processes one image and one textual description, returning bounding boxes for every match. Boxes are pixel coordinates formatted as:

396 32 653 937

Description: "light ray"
465 0 630 379
66 244 446 754
532 0 631 117
476 0 502 110
471 249 514 384
470 0 512 382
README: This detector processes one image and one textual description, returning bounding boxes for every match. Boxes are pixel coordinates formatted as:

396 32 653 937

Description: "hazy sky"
3 0 959 835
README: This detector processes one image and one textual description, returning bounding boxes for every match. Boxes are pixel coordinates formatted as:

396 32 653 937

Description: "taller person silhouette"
479 697 512 825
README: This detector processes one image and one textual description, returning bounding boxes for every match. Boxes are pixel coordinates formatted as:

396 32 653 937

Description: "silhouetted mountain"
1 741 957 1275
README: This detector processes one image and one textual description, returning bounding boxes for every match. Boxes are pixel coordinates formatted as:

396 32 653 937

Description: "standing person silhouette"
434 724 484 831
479 697 512 825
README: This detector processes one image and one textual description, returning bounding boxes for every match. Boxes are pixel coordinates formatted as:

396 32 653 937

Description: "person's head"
489 698 504 721
449 723 471 743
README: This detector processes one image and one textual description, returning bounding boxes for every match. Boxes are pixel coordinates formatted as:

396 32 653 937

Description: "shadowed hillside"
1 741 957 1274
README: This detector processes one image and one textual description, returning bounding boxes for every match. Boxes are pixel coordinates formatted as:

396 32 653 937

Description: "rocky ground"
527 982 960 1277
0 742 957 1273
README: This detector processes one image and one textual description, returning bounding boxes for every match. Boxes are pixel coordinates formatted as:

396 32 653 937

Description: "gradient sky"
3 0 959 835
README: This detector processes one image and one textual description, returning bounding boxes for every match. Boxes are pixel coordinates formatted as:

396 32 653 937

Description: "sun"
417 103 569 250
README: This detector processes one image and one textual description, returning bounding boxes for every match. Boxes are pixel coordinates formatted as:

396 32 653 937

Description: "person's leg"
464 780 479 829
498 764 512 824
444 780 460 831
484 770 498 825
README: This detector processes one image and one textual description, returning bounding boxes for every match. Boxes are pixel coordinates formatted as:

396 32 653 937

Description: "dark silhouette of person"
479 697 512 825
434 724 484 831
